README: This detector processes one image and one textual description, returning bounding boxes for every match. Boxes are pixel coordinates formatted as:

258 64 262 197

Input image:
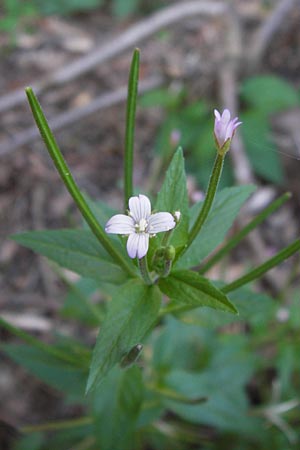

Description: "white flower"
214 109 242 148
105 194 176 259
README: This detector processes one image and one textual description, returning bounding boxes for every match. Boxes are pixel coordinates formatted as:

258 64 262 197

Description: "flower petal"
126 233 139 258
105 214 135 234
137 233 149 259
126 233 149 259
129 194 151 222
148 212 176 234
221 109 231 123
214 109 221 120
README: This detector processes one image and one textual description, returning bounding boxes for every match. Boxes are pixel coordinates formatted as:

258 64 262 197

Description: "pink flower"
214 109 242 149
105 194 176 259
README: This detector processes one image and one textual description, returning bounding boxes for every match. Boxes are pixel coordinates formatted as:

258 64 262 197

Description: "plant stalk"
138 256 153 285
181 152 224 257
222 239 300 294
25 87 136 278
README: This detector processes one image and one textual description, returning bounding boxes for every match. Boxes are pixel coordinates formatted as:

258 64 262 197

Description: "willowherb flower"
214 109 242 150
105 194 176 259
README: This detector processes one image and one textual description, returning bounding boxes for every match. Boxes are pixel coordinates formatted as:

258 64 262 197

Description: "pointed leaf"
155 147 189 248
177 185 255 269
86 279 161 392
159 270 237 314
12 229 130 284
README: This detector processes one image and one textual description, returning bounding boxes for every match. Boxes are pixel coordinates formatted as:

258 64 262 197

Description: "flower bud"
173 211 181 223
214 109 242 155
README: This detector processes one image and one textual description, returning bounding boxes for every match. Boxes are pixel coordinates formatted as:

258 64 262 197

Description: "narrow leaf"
159 270 237 314
124 48 140 208
222 238 300 293
86 279 161 392
25 87 136 277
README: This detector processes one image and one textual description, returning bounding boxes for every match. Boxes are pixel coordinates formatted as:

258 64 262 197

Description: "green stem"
21 416 92 433
221 238 300 294
124 48 140 209
0 316 88 367
160 258 173 278
199 192 291 274
181 153 224 256
138 256 153 285
25 87 136 278
161 229 173 247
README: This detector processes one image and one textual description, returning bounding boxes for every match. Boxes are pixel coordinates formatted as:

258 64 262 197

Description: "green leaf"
159 270 237 314
241 110 284 183
93 366 143 450
25 87 136 278
155 148 189 248
2 344 87 400
163 358 261 434
151 317 262 434
241 75 299 114
61 278 103 327
84 195 117 230
124 48 140 208
177 185 255 269
86 279 161 392
178 288 274 330
12 229 130 284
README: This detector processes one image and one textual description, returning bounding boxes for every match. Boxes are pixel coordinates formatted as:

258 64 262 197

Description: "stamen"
135 218 148 233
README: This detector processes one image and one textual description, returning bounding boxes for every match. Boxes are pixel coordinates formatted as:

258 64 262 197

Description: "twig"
247 0 298 71
0 1 226 113
0 75 163 156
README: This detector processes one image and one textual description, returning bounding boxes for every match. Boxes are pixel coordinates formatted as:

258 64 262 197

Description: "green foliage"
241 110 284 183
12 229 129 284
0 1 36 33
34 0 103 15
159 270 237 314
1 0 162 36
155 147 189 249
86 279 161 392
3 343 88 400
92 366 143 450
240 75 300 184
5 52 300 450
60 277 103 326
112 0 142 18
240 75 299 114
143 75 300 187
177 185 256 268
